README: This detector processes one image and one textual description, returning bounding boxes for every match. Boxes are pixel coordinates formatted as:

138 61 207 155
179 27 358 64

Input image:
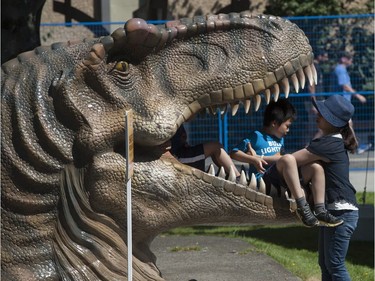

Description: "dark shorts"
262 164 287 196
174 144 205 171
263 163 305 197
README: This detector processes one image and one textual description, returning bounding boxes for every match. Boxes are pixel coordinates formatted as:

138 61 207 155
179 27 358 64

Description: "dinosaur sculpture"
1 12 317 280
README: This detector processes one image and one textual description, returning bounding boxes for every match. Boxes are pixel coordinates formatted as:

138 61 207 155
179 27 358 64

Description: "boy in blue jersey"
230 99 296 183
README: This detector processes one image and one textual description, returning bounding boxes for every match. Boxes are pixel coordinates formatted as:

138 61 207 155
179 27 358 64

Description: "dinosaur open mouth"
168 53 316 205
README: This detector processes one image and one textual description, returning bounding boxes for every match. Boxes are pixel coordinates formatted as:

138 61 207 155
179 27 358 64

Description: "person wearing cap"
273 94 359 280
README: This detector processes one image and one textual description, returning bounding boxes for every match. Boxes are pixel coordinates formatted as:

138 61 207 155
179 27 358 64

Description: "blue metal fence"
41 14 374 155
181 14 375 153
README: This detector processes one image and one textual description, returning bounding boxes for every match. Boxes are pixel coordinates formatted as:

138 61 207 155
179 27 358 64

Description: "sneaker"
296 203 319 227
314 210 344 227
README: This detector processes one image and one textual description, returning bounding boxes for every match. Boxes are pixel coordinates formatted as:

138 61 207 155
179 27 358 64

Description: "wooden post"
125 110 134 280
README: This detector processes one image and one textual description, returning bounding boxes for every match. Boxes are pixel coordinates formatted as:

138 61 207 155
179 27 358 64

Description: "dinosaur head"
49 12 316 239
44 11 318 239
58 13 315 148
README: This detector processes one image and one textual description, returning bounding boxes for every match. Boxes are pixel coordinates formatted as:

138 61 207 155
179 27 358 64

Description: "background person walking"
330 51 370 154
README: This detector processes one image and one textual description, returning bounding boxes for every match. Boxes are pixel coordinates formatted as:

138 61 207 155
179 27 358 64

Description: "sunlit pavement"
349 150 374 193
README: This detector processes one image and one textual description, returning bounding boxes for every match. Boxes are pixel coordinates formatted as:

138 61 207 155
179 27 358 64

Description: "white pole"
125 110 134 281
127 179 132 281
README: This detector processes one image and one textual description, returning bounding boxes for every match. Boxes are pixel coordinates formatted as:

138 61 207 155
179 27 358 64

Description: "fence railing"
40 14 374 164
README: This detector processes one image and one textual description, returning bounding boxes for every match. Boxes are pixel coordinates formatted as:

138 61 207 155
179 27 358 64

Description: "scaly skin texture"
1 13 317 280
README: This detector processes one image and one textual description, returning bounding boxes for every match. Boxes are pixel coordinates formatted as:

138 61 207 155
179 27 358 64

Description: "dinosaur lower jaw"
176 53 316 125
160 152 274 209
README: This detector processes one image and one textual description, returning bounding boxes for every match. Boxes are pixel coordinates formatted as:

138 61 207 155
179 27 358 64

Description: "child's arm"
230 150 268 174
292 148 329 166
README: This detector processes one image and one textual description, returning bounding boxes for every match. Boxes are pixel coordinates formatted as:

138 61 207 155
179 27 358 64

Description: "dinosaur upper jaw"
127 51 316 146
175 52 315 127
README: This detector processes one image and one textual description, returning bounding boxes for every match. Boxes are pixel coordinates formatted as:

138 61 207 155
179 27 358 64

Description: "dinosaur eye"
115 61 129 72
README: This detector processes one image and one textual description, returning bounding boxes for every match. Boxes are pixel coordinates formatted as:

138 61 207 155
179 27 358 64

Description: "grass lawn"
164 192 374 281
356 191 374 205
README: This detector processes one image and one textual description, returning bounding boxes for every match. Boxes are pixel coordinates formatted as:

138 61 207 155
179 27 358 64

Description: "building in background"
40 0 266 45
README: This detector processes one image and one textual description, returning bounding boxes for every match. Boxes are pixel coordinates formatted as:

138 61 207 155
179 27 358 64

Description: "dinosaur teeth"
258 177 266 194
181 59 315 125
271 83 280 102
248 173 257 190
311 63 318 85
207 164 215 176
264 89 271 104
230 103 240 116
219 105 228 116
208 106 217 116
218 166 226 178
227 166 236 182
243 99 251 113
280 77 290 98
296 68 306 89
186 163 273 205
304 65 314 86
253 94 261 112
290 74 299 93
238 170 248 185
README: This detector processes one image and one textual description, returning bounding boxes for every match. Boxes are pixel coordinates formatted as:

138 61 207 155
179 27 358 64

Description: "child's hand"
252 156 268 174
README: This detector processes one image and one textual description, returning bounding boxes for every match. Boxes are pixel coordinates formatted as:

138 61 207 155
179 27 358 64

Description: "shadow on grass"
166 225 374 268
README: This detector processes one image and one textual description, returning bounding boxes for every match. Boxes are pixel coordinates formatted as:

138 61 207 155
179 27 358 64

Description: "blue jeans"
318 209 359 281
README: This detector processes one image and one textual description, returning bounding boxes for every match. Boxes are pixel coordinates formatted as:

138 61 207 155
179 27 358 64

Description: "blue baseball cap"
312 95 354 128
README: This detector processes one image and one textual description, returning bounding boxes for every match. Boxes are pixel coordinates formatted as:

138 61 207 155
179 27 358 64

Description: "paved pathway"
348 151 374 193
151 235 302 281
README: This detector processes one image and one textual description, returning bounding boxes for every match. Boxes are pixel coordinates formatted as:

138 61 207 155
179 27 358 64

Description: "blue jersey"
231 130 284 179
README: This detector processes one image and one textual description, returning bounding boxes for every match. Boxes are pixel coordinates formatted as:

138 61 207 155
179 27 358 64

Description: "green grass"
356 191 374 205
164 193 374 281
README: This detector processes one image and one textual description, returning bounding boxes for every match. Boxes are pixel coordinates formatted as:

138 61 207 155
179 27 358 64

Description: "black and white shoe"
296 203 319 227
314 210 344 227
